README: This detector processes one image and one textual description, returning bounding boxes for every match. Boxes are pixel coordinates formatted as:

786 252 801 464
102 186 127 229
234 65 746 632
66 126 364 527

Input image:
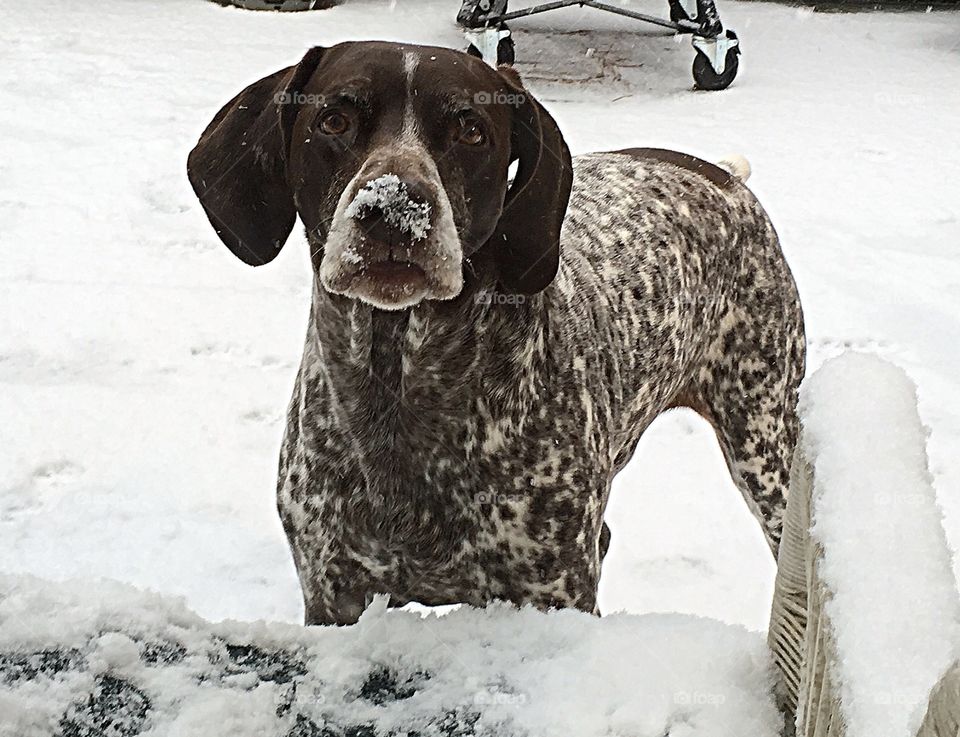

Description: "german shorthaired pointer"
188 41 805 626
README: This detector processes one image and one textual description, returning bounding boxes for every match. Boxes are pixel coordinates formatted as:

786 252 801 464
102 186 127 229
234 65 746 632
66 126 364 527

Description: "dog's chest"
287 396 602 606
285 321 606 576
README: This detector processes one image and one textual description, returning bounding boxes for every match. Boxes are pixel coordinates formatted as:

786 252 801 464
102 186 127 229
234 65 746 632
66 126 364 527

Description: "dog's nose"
347 174 432 246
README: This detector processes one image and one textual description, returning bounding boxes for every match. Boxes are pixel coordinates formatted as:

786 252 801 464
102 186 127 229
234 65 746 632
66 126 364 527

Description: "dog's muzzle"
320 168 464 311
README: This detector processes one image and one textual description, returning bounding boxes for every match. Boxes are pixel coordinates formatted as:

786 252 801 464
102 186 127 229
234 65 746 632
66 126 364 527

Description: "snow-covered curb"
801 353 960 737
0 575 780 737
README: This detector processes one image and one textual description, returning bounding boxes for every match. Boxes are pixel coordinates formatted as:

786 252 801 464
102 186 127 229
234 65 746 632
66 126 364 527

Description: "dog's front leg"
302 586 368 627
295 552 387 626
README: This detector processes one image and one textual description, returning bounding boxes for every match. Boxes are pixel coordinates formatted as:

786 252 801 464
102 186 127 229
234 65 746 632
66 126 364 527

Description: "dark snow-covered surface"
0 576 779 737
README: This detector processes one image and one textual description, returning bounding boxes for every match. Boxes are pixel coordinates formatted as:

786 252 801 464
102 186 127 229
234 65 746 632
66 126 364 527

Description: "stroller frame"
458 0 741 90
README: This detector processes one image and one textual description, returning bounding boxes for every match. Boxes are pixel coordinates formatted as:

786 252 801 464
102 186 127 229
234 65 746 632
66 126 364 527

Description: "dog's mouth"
354 259 428 293
362 259 427 283
326 253 437 311
320 199 465 310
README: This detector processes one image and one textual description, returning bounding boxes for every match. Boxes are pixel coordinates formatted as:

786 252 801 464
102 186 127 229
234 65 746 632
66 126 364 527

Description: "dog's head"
187 42 573 310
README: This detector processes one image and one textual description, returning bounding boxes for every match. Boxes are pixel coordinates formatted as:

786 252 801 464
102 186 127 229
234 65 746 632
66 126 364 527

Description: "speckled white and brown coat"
188 42 805 626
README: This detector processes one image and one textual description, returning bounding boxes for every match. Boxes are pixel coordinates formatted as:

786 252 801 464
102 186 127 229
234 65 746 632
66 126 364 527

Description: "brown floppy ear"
490 71 573 294
187 47 326 266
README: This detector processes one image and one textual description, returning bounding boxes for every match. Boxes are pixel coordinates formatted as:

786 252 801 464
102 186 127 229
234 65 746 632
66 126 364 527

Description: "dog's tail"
716 154 752 182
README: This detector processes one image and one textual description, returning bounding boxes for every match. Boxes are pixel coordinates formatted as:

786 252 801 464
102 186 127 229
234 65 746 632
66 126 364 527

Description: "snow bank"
0 574 780 737
800 352 960 737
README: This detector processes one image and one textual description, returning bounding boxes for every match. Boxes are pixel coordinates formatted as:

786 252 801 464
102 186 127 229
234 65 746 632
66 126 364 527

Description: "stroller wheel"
497 36 516 65
466 35 515 66
692 32 740 90
208 0 328 8
693 49 738 90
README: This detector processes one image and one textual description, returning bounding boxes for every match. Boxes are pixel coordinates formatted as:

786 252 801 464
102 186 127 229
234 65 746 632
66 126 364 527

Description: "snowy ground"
3 355 957 737
1 0 959 638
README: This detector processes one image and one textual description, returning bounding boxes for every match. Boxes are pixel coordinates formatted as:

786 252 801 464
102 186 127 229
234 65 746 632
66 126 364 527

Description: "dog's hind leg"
674 279 805 556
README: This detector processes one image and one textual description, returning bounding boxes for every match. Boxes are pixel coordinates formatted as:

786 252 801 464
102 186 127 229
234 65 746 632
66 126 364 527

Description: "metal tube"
492 0 700 33
497 0 585 21
582 0 697 31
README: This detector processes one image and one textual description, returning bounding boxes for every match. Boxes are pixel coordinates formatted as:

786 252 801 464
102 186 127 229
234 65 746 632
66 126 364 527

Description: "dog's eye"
319 111 350 136
456 116 486 146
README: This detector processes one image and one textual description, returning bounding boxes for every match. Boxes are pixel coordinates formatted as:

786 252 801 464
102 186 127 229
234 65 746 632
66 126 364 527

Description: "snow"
345 173 433 241
0 0 958 673
801 353 960 737
0 575 781 737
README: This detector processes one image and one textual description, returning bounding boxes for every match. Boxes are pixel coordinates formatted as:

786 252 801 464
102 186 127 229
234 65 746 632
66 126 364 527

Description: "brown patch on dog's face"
284 43 516 309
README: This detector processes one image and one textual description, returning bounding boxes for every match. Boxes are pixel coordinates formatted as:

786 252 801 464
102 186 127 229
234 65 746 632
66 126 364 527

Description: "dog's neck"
309 270 549 442
306 270 550 546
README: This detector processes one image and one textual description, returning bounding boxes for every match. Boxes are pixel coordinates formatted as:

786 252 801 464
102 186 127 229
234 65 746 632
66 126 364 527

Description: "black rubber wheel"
692 47 739 90
497 36 516 65
211 0 326 9
466 35 515 66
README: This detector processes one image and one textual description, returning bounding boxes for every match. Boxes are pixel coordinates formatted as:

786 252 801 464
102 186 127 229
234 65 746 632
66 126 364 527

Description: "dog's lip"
353 260 428 289
334 259 432 310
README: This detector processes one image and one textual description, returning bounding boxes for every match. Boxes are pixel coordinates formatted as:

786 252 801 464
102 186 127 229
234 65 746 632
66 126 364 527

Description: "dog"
188 41 805 626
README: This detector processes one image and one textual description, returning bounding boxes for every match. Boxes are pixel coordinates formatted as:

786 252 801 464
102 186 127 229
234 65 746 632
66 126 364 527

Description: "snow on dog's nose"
320 164 464 311
345 174 432 243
